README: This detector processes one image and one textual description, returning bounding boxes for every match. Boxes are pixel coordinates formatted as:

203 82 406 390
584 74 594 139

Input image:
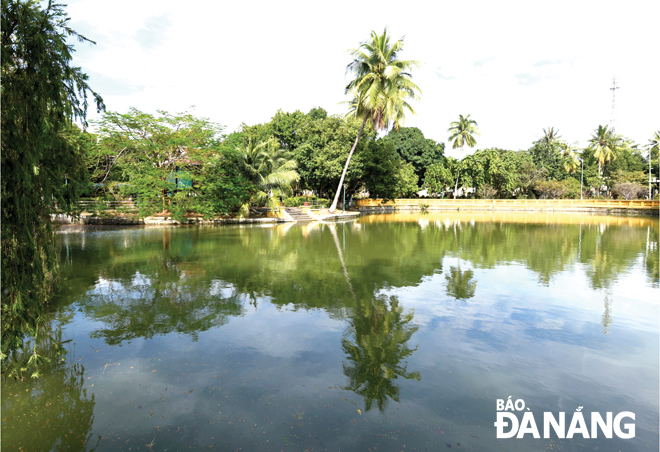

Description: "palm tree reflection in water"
327 224 420 412
444 264 477 301
341 295 420 412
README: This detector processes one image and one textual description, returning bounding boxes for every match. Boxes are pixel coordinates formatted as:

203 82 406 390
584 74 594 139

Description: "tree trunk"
453 144 464 200
329 116 368 213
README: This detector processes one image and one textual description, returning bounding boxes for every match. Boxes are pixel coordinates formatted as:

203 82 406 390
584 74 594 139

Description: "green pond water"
2 212 659 451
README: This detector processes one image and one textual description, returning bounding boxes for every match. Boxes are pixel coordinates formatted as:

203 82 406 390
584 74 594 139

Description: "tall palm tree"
238 138 299 216
328 29 421 213
541 127 562 145
588 125 619 176
448 114 480 199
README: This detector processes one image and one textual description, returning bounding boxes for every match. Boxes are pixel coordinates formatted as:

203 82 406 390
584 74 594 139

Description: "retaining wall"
356 198 659 216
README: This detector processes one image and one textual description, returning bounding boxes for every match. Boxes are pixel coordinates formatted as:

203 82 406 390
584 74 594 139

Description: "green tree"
528 127 567 181
561 144 581 174
534 179 582 199
307 106 328 121
186 147 254 218
94 108 223 213
460 149 516 198
268 109 308 153
362 139 418 200
1 0 104 367
448 114 480 198
294 114 374 198
648 131 660 156
329 28 421 212
424 161 454 196
588 125 620 176
541 126 562 144
602 139 645 177
385 126 445 180
238 138 299 214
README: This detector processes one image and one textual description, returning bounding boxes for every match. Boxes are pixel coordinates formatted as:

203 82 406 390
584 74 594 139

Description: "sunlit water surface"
2 212 658 451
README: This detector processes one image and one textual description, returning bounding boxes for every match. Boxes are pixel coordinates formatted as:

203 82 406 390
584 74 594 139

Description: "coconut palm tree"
238 138 299 216
448 114 480 198
328 28 421 213
542 127 562 145
647 131 660 198
649 131 660 154
561 143 580 174
588 125 619 176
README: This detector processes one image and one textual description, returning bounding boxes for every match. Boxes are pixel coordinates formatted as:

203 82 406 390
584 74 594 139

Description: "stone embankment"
52 214 291 226
51 209 361 226
356 199 659 216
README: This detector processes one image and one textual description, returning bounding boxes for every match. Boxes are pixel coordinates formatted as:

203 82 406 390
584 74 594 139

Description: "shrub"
315 198 330 208
283 197 304 207
612 183 647 200
534 179 581 199
477 184 497 199
283 196 331 207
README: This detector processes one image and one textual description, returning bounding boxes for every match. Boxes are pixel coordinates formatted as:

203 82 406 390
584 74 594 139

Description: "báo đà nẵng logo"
494 397 635 439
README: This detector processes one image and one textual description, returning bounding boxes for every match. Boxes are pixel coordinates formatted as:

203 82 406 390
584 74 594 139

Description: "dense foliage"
1 0 103 375
385 127 445 180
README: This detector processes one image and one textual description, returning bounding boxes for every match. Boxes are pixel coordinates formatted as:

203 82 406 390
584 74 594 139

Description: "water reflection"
644 225 659 288
15 214 656 451
78 276 244 344
341 295 420 412
602 294 613 335
445 266 477 301
1 326 98 451
52 217 658 349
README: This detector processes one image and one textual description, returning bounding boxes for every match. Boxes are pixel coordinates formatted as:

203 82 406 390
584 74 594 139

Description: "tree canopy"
385 127 445 180
1 0 104 369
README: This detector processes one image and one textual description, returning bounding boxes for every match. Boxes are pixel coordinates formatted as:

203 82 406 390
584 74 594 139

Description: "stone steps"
284 207 315 222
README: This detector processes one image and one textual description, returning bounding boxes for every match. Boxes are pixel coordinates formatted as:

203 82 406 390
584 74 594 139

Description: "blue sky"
66 0 659 157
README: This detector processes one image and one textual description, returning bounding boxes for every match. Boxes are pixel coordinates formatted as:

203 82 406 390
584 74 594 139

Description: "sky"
65 0 659 158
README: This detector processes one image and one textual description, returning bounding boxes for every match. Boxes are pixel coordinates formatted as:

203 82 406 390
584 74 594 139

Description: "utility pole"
650 147 653 199
609 77 619 129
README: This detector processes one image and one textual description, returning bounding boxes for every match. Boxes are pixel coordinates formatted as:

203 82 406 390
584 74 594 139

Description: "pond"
2 212 658 451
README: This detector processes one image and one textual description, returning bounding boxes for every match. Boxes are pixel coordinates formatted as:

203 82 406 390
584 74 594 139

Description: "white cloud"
65 0 659 153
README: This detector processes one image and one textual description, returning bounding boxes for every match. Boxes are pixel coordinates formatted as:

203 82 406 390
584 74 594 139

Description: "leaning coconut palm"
448 114 480 199
238 138 299 217
588 125 619 176
328 28 421 213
